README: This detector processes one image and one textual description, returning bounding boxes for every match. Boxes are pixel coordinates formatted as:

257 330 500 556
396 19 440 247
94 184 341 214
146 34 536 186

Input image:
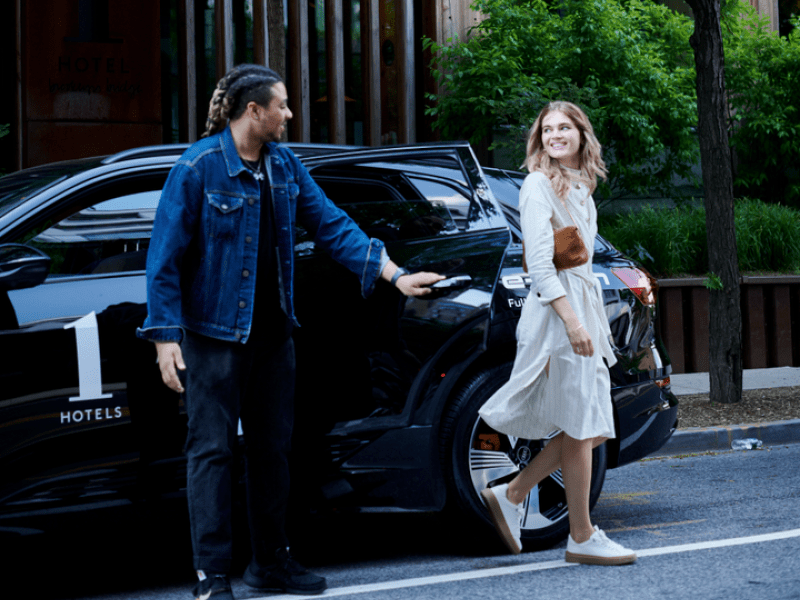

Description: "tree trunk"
687 0 742 404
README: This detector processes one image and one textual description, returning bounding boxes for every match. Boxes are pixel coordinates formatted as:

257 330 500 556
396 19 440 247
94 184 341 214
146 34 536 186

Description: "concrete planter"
656 276 800 374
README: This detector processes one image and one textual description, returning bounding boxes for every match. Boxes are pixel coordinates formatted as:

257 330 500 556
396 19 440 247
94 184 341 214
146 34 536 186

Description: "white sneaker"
565 526 637 565
480 483 523 554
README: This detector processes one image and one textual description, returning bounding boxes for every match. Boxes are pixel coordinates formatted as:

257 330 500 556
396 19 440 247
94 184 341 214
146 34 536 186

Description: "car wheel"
441 363 607 551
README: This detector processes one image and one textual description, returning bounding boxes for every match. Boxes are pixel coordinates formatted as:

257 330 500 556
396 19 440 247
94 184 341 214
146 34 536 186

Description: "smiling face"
540 110 582 169
251 82 293 143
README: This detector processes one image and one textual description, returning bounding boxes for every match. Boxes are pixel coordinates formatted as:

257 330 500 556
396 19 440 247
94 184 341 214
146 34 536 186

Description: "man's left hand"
395 271 446 297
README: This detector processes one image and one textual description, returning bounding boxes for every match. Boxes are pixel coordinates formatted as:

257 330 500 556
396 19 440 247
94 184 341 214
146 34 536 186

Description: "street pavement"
22 443 800 600
658 366 800 456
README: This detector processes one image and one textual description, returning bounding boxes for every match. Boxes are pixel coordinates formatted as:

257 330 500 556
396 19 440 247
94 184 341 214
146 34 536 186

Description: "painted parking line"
251 528 800 600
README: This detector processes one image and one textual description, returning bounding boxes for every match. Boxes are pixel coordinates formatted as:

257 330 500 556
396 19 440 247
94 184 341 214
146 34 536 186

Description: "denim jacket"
137 126 385 344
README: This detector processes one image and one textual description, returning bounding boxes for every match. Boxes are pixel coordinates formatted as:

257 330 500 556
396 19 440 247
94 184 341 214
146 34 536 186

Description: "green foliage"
703 273 724 291
724 8 800 207
599 199 800 277
598 204 707 276
0 124 8 139
734 198 800 272
424 0 699 201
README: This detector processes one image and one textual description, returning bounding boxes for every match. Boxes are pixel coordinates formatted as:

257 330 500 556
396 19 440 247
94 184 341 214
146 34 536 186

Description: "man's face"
255 82 293 143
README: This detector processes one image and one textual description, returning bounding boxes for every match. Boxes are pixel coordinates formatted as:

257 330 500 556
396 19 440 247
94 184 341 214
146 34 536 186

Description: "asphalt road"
8 443 800 600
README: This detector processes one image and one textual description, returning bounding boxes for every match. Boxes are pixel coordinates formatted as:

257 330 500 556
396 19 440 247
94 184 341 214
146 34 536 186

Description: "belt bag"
522 198 588 272
552 224 588 270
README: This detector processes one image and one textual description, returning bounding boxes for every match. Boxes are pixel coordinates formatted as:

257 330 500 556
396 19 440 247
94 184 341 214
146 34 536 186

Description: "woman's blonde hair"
522 101 607 200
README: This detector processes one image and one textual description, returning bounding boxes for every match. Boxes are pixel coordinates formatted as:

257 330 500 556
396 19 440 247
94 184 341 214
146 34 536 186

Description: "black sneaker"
243 547 327 595
192 574 234 600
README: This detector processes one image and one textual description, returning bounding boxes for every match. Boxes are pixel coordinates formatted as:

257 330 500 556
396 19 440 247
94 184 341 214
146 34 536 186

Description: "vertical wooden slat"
287 0 310 141
689 287 709 372
658 287 685 374
14 0 23 169
769 285 792 366
742 285 767 369
396 0 416 143
326 0 345 144
178 0 197 142
216 0 234 79
361 0 381 146
253 0 269 67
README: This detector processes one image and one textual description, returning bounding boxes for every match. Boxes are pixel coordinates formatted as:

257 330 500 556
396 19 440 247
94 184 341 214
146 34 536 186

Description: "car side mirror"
0 243 52 291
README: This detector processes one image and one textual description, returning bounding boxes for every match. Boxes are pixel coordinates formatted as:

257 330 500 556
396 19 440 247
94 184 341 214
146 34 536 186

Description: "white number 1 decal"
64 312 113 402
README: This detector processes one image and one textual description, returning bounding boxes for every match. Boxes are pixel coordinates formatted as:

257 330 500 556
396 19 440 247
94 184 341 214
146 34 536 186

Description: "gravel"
677 386 800 429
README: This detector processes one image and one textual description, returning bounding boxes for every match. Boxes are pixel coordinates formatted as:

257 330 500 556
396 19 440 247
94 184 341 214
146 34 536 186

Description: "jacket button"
242 270 250 277
239 301 246 308
221 204 228 210
245 236 252 243
248 198 255 206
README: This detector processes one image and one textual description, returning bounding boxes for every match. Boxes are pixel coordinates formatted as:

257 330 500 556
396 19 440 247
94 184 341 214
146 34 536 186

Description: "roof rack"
102 144 190 165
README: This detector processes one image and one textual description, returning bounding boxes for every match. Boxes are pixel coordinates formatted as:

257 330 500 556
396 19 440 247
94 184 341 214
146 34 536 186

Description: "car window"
300 173 459 249
406 177 472 232
24 190 160 277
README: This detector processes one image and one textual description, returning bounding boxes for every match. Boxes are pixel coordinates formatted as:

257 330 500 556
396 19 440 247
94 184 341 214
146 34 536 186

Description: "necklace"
242 154 265 181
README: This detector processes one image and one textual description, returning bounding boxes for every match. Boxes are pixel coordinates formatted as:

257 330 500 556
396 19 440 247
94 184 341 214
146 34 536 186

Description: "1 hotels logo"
60 312 123 424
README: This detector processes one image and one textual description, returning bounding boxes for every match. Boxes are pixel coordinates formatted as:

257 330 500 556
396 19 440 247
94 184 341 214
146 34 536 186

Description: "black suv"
0 141 676 550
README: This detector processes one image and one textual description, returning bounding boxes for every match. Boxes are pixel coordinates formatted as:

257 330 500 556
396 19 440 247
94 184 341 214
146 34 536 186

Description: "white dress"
479 170 617 441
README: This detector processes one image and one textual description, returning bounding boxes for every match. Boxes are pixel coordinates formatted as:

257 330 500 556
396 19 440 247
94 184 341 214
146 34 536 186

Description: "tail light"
611 267 658 306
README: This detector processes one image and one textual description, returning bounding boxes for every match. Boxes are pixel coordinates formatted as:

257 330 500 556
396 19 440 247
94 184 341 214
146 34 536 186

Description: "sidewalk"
654 367 800 456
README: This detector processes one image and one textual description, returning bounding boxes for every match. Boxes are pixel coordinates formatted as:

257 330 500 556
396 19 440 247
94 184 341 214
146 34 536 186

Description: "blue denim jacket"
137 127 385 344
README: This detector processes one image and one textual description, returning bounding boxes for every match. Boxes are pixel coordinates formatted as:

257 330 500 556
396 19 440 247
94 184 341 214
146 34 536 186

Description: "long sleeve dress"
478 169 617 441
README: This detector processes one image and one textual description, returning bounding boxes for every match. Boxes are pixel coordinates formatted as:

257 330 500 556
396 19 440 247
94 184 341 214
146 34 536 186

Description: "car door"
290 146 509 469
0 170 184 517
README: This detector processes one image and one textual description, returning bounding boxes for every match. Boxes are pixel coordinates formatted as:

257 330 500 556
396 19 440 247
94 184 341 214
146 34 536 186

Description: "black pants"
181 329 295 574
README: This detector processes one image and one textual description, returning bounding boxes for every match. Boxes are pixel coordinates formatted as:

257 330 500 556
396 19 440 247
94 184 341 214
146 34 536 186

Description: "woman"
478 101 636 565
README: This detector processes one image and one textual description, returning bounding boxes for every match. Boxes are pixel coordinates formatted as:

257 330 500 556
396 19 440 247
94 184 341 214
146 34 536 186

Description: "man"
137 64 442 600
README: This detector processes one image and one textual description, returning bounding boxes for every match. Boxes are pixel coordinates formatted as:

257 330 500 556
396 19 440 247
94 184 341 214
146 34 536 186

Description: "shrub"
599 199 800 277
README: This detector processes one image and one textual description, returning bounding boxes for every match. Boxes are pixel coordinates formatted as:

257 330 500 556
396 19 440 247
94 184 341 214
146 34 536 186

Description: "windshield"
0 159 102 219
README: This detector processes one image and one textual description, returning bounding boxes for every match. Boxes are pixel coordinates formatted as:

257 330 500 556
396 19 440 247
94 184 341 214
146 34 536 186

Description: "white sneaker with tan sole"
480 483 523 555
565 526 637 565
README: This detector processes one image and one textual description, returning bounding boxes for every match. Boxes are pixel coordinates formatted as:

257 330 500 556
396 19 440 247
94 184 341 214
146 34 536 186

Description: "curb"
652 418 800 456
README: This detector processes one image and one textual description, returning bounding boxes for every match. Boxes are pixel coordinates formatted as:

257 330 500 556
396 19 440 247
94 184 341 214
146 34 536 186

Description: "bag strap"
555 191 581 237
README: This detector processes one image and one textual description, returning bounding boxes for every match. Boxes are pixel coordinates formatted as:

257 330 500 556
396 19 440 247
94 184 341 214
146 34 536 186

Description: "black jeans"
181 329 295 573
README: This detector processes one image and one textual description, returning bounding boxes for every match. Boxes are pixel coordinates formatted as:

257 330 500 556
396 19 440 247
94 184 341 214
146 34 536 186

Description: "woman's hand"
566 323 594 357
549 296 594 357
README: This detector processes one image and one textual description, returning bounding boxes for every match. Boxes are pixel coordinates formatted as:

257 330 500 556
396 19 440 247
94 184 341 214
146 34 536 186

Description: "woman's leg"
560 434 595 543
506 433 606 506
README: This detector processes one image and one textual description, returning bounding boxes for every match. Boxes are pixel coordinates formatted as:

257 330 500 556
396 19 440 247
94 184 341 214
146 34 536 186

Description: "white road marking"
252 528 800 599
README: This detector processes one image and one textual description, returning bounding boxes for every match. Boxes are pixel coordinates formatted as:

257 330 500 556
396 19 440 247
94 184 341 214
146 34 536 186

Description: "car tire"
440 363 607 551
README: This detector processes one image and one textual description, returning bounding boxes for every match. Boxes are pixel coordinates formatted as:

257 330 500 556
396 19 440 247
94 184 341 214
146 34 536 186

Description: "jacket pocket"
206 193 244 240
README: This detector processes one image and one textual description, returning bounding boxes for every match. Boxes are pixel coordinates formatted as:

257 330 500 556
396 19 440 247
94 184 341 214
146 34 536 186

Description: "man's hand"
382 261 445 297
156 342 187 392
395 271 446 297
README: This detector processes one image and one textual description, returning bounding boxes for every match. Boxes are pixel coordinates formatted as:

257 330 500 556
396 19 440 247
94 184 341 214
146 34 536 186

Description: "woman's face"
540 110 582 169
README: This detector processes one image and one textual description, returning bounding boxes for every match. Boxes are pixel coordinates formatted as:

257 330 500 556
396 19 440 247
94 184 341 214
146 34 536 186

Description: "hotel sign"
24 0 162 165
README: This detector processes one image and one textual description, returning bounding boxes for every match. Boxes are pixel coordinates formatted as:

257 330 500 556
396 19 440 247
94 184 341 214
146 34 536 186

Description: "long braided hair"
202 64 285 138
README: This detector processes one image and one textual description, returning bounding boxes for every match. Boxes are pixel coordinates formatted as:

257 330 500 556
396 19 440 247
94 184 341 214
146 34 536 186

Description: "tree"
724 9 800 208
685 0 743 404
423 0 699 203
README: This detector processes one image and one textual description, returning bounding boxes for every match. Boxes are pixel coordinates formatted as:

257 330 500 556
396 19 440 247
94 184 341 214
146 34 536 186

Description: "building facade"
3 0 783 172
6 0 481 171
